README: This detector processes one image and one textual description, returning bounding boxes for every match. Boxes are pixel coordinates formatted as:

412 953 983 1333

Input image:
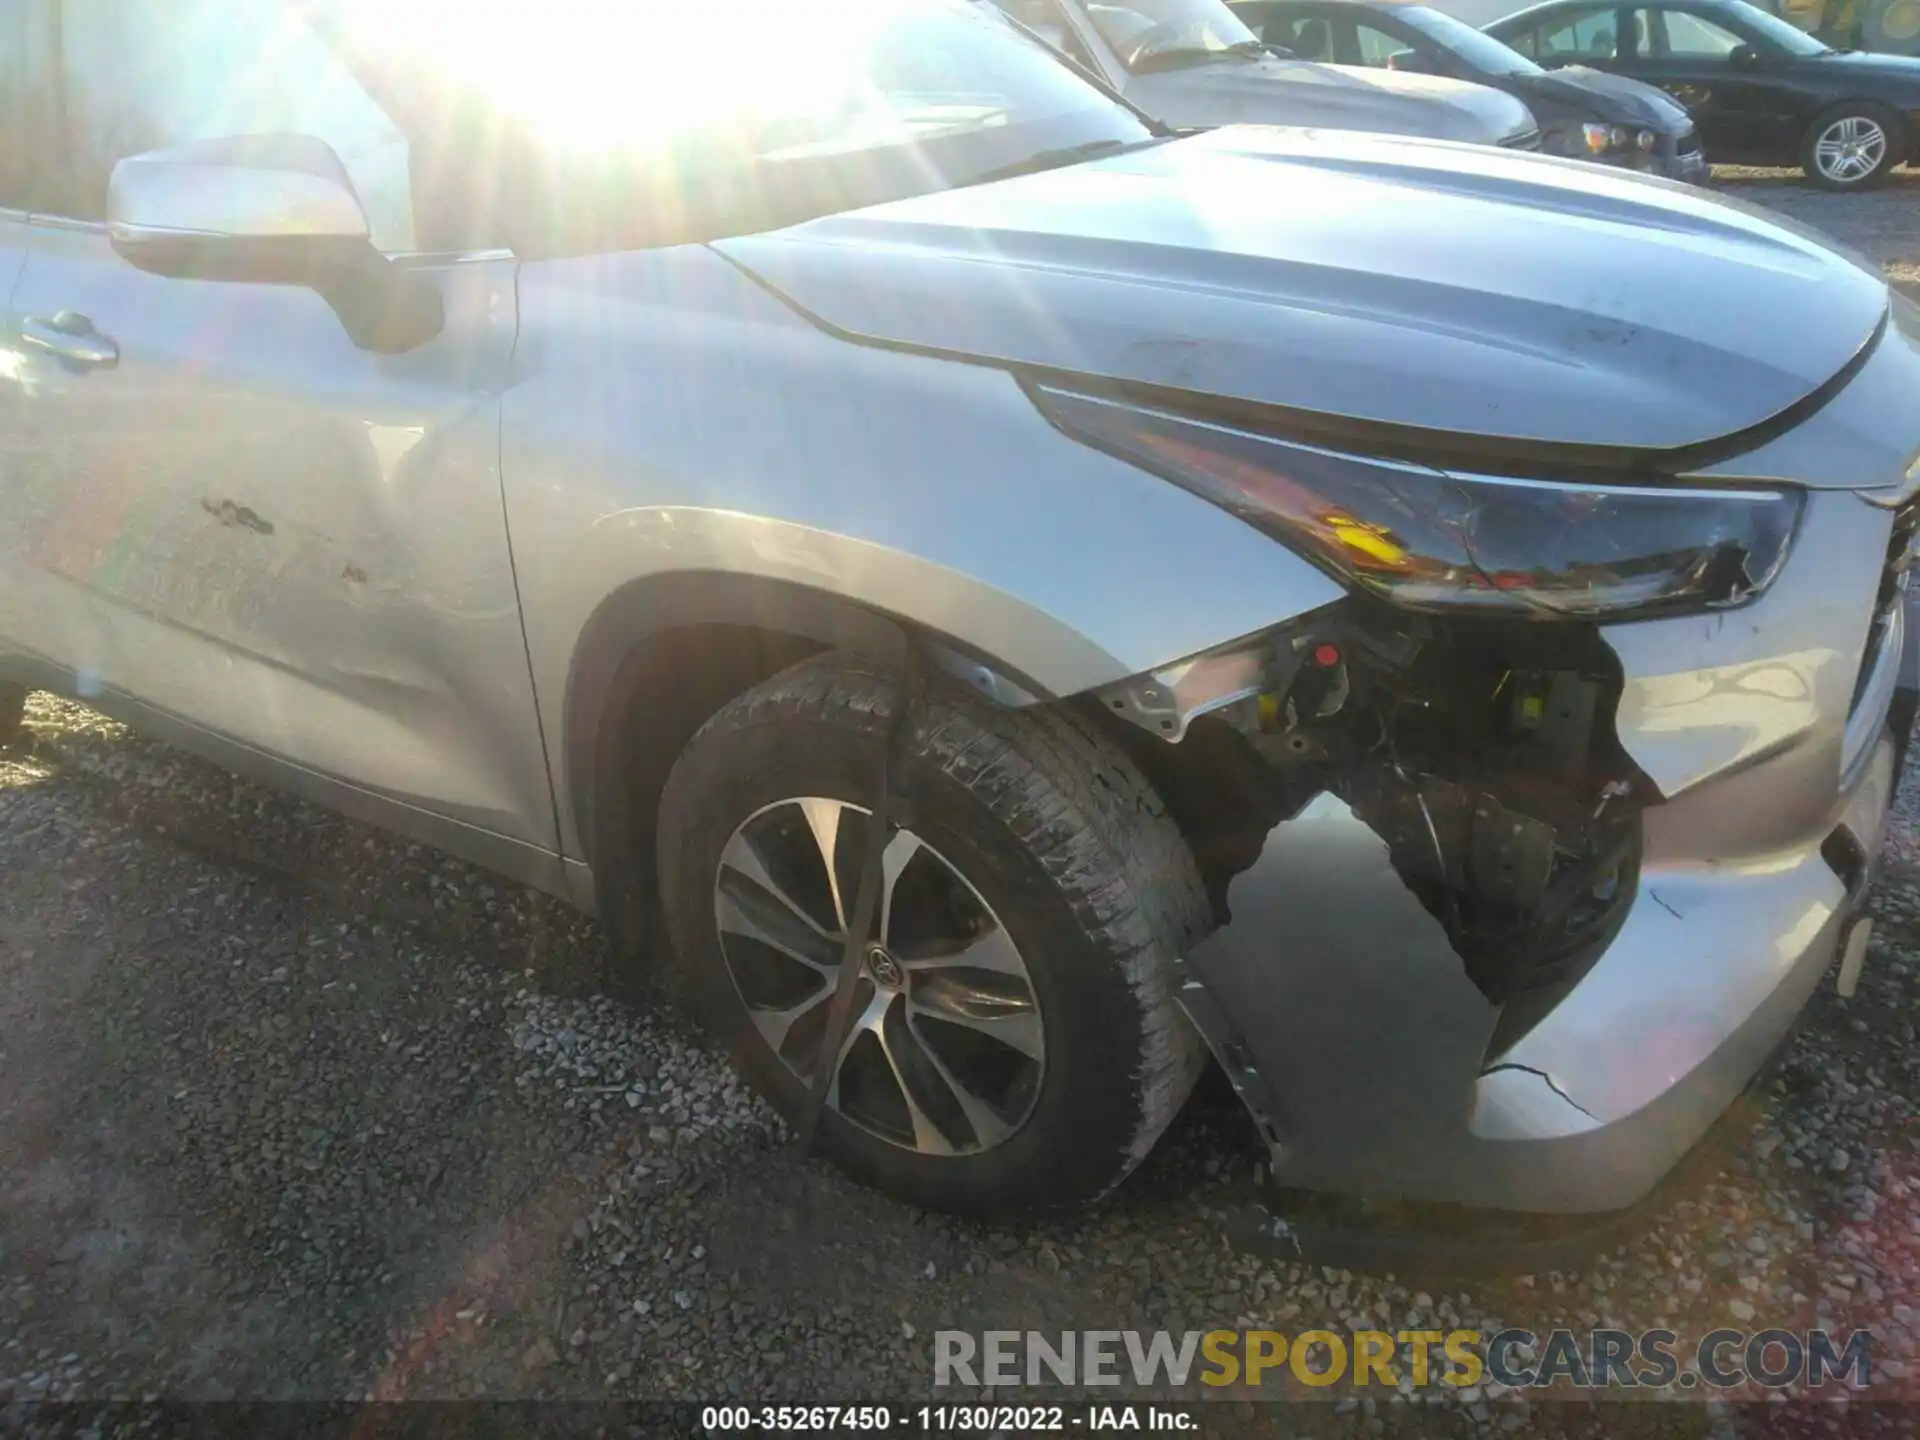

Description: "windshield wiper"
1133 40 1269 72
959 136 1163 187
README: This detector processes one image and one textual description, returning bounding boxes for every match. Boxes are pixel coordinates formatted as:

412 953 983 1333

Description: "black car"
1232 0 1708 178
1489 0 1920 186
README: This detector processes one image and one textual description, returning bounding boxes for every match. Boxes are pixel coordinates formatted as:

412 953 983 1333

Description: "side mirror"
109 134 371 279
1730 42 1761 69
107 135 442 353
1386 50 1439 75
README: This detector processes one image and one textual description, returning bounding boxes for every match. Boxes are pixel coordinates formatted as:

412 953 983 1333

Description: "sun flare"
317 0 898 154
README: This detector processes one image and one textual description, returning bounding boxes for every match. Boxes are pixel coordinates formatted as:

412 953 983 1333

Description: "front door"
0 0 559 860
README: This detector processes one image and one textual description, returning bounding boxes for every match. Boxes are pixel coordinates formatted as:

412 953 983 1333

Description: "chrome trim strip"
1033 385 1789 500
1858 453 1920 509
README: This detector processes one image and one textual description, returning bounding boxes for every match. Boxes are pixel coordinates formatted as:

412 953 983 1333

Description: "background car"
987 0 1542 145
1489 0 1920 185
1232 0 1708 176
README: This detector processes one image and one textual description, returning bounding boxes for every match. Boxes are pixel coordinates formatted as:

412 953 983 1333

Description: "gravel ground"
1 682 1916 1436
3 177 1919 1439
1712 167 1920 299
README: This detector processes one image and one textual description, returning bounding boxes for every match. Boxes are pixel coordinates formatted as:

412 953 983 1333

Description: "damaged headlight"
1035 386 1804 620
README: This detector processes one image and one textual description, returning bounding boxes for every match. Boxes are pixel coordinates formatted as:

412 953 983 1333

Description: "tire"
0 684 23 748
657 655 1209 1217
1801 102 1906 190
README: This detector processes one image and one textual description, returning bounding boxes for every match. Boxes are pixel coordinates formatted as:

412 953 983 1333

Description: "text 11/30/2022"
701 1404 1200 1432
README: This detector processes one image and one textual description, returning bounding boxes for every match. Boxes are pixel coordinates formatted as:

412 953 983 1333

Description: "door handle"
19 312 120 370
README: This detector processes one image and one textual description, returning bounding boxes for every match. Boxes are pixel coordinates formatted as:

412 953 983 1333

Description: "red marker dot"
1312 643 1341 668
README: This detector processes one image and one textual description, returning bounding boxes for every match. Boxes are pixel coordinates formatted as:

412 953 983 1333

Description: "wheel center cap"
866 944 904 989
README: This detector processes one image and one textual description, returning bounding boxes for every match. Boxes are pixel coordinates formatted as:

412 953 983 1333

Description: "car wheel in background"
656 655 1209 1217
1861 0 1920 58
1801 102 1905 189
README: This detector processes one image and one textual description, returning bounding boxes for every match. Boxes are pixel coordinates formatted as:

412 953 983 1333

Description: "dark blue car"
1490 0 1920 187
1232 0 1711 177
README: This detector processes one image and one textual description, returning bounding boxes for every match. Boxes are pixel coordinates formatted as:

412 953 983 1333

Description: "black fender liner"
563 572 943 1166
563 573 1065 942
564 573 911 956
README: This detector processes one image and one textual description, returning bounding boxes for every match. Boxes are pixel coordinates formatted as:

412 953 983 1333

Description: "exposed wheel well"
0 680 25 746
563 575 1253 980
574 620 824 964
563 574 912 967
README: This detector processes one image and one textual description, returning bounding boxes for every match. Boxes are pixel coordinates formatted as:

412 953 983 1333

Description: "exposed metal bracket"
1092 636 1271 742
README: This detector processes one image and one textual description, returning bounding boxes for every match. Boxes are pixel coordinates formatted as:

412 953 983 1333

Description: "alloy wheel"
1813 115 1888 185
712 797 1046 1156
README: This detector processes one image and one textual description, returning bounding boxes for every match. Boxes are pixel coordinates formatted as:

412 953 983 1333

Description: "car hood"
1127 53 1534 144
716 125 1888 455
1517 66 1691 131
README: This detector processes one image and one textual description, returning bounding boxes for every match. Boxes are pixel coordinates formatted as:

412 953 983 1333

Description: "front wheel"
656 657 1209 1217
1801 103 1905 190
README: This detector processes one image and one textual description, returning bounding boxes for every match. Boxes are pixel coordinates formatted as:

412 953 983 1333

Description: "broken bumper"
1179 488 1914 1214
1464 723 1897 1211
1661 148 1710 186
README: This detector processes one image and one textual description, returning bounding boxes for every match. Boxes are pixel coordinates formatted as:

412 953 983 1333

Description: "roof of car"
1494 0 1745 18
1488 0 1598 25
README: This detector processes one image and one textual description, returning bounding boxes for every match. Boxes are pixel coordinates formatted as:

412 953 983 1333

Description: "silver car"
988 0 1542 146
2 0 1915 1224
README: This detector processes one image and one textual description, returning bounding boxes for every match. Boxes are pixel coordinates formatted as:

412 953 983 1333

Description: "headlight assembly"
1033 386 1804 621
1581 122 1628 154
1575 124 1658 157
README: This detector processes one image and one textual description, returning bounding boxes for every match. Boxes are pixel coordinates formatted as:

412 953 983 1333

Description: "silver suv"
3 0 1915 1221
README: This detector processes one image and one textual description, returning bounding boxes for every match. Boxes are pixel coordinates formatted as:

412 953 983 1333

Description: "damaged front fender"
1149 491 1911 1214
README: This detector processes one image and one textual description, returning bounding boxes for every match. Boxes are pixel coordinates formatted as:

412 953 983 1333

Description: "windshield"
1081 0 1265 72
306 0 1152 250
1719 1 1831 55
1396 6 1545 77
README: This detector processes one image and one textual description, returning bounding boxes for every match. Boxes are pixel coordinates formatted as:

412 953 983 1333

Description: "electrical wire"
1384 699 1464 947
